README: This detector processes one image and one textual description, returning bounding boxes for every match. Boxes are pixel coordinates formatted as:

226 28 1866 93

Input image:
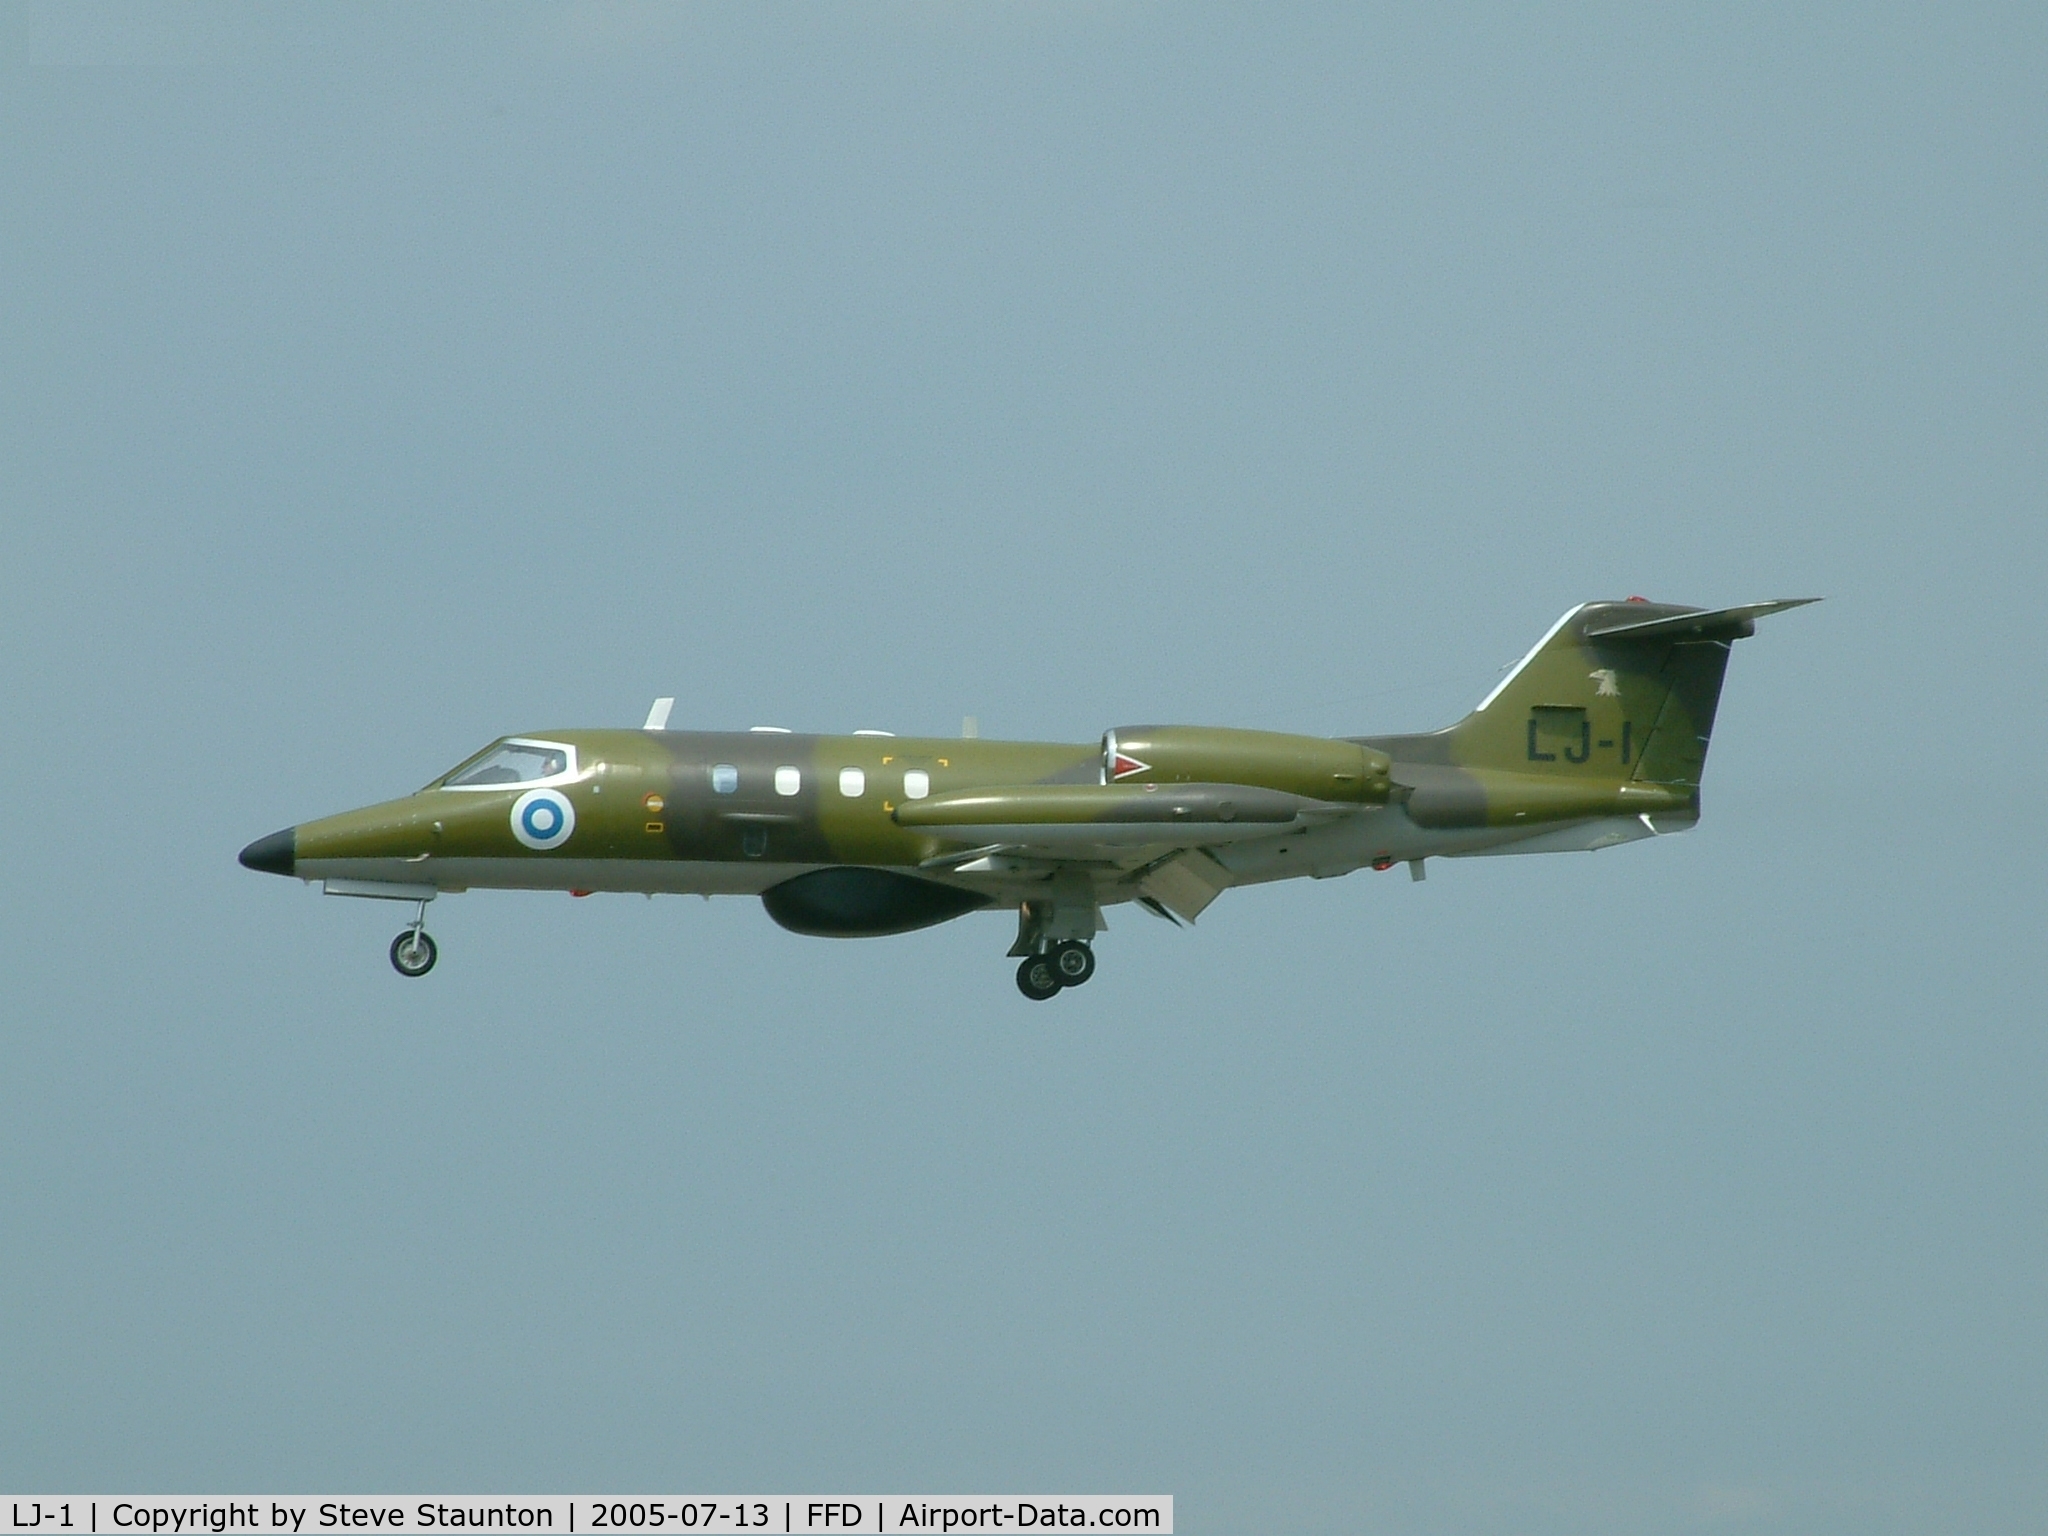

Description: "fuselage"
255 730 1104 897
244 723 1693 908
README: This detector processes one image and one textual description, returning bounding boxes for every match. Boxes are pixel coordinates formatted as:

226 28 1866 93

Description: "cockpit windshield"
443 740 574 788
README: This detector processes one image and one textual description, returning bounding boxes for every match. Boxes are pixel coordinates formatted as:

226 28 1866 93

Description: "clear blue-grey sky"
3 6 2043 1532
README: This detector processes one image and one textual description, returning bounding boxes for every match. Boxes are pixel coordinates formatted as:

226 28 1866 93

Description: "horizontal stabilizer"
1583 598 1819 643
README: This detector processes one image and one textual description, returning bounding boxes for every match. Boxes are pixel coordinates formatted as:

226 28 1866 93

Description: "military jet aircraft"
239 598 1813 998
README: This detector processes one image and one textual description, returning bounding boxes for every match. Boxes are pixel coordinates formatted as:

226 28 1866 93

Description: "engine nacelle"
1102 726 1393 803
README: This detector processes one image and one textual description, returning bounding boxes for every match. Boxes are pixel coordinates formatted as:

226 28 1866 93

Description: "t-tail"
1358 598 1817 842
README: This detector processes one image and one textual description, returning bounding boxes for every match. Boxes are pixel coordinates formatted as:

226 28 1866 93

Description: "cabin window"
775 766 801 796
839 767 866 798
710 764 739 794
903 769 930 800
445 740 573 787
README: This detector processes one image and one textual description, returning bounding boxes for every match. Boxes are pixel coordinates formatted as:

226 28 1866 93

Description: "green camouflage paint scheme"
242 598 1814 981
287 732 1107 880
1353 599 1798 832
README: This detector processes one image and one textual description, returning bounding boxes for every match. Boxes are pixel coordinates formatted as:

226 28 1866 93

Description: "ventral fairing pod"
239 597 1816 1000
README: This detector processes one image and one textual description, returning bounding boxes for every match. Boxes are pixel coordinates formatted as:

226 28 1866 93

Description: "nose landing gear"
1016 940 1094 1001
390 900 437 977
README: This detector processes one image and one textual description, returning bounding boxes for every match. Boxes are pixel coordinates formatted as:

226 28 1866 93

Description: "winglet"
642 697 675 731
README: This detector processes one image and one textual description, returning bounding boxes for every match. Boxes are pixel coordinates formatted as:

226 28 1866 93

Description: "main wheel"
1052 940 1096 985
1016 954 1063 1001
390 929 438 977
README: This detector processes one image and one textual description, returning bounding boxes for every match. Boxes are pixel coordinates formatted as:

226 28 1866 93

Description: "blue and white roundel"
510 787 576 851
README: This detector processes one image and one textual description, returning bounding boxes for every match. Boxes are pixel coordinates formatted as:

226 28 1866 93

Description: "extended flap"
1137 850 1231 923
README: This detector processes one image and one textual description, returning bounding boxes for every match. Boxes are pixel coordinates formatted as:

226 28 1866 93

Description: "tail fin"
1447 599 1816 785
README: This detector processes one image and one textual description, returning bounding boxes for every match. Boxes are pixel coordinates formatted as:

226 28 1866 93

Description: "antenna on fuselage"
643 697 675 731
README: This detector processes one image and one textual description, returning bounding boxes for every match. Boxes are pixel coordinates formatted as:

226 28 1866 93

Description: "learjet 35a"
240 598 1814 999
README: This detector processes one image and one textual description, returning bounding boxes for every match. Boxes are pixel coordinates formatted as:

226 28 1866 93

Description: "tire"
390 929 438 977
1052 941 1095 985
1016 954 1063 1001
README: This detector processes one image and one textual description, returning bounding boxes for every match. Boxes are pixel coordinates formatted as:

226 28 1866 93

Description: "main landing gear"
389 900 437 977
1016 941 1094 1001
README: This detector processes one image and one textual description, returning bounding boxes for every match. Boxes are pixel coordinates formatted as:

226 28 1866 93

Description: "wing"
895 782 1356 924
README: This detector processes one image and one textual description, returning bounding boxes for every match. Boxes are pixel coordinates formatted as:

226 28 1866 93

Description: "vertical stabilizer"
1436 599 1815 787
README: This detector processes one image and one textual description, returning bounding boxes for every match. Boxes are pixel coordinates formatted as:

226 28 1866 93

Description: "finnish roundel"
510 787 576 850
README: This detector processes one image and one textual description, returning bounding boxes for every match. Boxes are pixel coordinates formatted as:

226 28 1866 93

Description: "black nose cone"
239 827 297 876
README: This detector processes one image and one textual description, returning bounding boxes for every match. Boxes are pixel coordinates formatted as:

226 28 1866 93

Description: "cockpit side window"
444 740 574 788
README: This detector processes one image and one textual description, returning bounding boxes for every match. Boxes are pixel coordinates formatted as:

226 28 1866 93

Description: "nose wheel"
390 902 438 977
1016 941 1093 1001
390 928 437 977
